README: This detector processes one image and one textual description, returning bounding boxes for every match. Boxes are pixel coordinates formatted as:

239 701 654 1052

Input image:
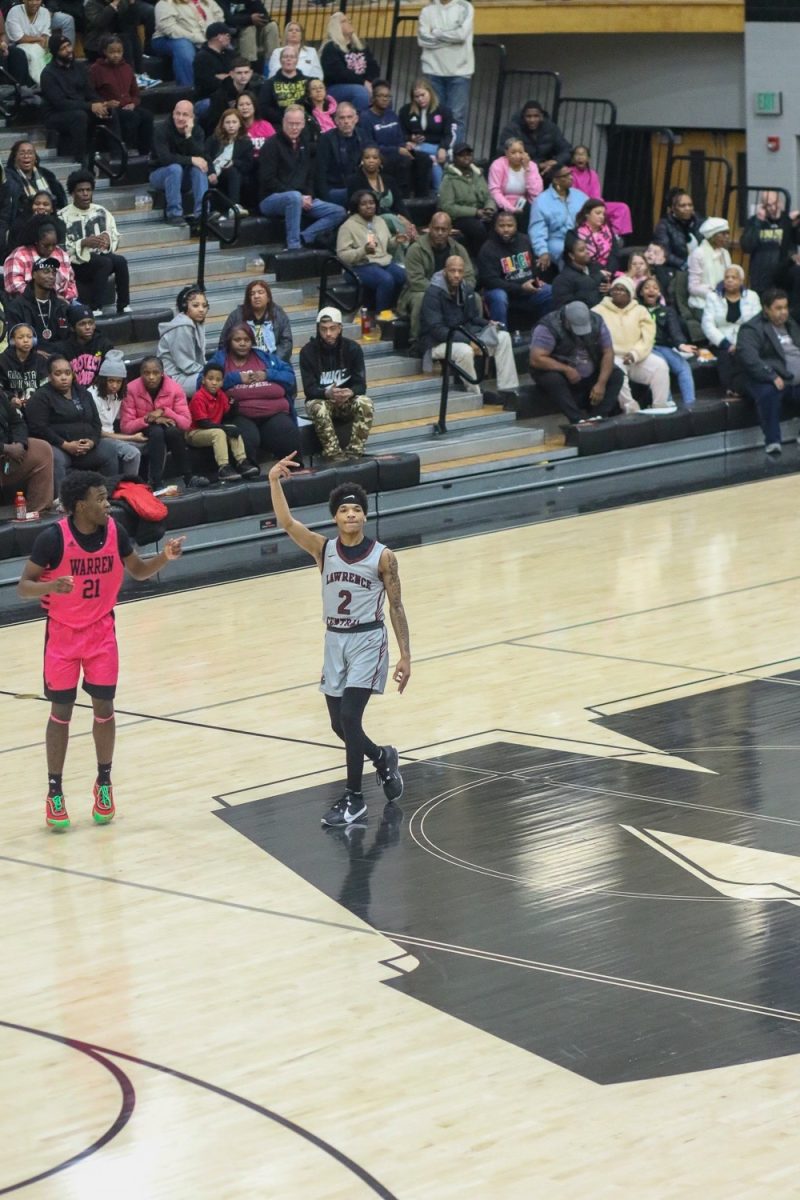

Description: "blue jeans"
484 285 552 326
327 187 348 207
327 83 370 112
652 346 695 407
258 191 345 249
353 262 406 311
418 142 445 190
151 36 196 86
149 163 208 218
426 74 471 144
745 380 800 446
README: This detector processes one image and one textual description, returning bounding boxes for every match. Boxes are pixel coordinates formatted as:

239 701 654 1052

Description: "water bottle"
360 306 372 339
247 255 265 274
14 491 26 520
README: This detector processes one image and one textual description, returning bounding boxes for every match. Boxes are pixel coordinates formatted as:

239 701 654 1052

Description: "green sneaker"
46 792 70 830
92 781 115 824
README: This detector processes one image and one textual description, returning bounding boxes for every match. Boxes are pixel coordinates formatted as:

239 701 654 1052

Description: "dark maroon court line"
0 1019 398 1199
0 1019 135 1194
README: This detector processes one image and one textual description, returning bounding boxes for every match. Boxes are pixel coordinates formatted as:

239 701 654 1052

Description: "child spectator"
87 34 154 155
89 350 144 476
186 362 260 480
56 306 113 386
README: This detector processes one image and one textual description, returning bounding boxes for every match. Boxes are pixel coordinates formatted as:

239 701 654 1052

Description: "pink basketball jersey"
41 517 125 627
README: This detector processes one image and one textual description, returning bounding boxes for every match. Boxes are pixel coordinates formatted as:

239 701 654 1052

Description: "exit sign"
755 91 783 115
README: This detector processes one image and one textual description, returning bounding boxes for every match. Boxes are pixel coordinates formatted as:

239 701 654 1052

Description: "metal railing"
318 254 362 314
0 62 21 124
89 124 129 184
434 326 487 436
555 98 617 184
196 188 241 290
663 148 734 221
494 70 562 158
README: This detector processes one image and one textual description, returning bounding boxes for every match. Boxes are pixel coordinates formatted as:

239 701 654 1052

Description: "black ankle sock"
48 772 62 795
97 762 112 785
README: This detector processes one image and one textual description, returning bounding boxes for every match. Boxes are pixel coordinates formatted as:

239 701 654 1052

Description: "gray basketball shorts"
319 625 389 697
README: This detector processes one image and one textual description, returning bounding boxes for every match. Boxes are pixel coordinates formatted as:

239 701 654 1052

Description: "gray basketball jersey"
321 538 386 631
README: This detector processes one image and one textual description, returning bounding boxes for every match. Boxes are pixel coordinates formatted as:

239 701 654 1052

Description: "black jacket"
26 381 103 448
193 45 236 101
652 211 705 270
419 271 487 353
477 230 539 297
6 285 72 344
149 117 206 170
316 128 367 200
740 212 799 295
258 71 308 126
0 391 28 449
345 167 410 220
0 346 50 401
0 166 66 255
533 308 607 370
40 59 100 117
398 103 454 150
550 262 604 309
736 311 800 386
644 301 685 349
258 130 315 198
299 333 366 399
497 111 571 169
204 134 254 179
207 78 265 130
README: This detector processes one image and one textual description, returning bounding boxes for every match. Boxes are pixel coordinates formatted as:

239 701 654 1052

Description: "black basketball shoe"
321 790 367 827
376 746 403 802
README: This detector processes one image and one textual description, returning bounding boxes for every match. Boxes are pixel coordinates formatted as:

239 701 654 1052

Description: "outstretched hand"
268 452 301 483
163 537 186 560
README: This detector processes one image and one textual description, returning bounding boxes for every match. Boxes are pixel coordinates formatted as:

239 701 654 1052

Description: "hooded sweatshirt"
0 344 50 400
299 333 367 400
157 313 206 397
476 228 538 297
592 294 656 362
417 0 475 78
55 328 113 387
418 268 487 355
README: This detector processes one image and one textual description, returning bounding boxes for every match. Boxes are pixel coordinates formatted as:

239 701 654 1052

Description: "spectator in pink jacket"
569 144 632 238
488 138 542 230
120 355 209 492
4 215 78 301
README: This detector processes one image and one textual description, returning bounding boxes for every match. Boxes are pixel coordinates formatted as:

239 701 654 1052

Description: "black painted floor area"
217 672 800 1085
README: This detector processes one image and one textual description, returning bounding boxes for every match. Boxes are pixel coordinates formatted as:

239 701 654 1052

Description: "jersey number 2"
82 578 100 600
337 589 352 615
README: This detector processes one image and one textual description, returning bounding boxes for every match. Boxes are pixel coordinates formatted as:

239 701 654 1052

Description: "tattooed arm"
380 547 411 693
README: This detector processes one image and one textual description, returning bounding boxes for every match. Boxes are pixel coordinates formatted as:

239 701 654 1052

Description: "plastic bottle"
360 306 372 339
14 491 26 520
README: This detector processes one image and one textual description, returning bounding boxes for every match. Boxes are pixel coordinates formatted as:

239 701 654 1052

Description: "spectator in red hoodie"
186 363 261 480
88 34 154 156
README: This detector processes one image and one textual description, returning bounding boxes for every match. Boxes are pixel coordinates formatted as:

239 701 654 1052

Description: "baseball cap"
563 301 592 335
317 306 343 324
33 256 58 272
453 143 474 156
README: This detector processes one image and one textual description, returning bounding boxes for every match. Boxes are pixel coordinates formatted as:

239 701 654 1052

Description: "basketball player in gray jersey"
269 452 411 827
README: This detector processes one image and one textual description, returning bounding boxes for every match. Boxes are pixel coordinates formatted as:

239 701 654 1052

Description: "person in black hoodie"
653 189 705 270
193 22 236 113
550 234 607 310
0 322 51 405
258 46 307 127
740 190 800 299
496 101 571 184
26 354 119 490
54 306 114 388
6 257 72 346
40 35 109 166
477 210 552 327
299 306 373 459
258 106 345 250
149 99 209 227
0 386 54 512
0 140 66 257
207 57 265 131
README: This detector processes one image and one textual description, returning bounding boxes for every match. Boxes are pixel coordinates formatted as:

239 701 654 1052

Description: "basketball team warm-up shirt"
32 517 131 627
321 537 386 631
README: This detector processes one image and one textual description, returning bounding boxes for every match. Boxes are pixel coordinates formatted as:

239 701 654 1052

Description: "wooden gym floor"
3 472 800 1197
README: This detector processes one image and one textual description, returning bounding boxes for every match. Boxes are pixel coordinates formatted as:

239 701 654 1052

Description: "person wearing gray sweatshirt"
157 286 208 398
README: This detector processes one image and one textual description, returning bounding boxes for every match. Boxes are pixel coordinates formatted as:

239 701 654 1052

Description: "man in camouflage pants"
299 307 374 461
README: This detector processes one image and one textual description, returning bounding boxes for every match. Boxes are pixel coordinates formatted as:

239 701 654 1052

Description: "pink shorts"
43 614 119 703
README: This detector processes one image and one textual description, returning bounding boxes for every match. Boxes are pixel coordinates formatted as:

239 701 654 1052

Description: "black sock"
97 762 112 785
346 788 363 798
48 772 62 795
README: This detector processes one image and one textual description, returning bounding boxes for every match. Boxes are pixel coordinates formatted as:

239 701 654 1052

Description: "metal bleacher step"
375 420 546 466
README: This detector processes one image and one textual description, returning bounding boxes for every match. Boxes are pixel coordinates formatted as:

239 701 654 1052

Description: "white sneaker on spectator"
651 401 678 413
766 442 782 456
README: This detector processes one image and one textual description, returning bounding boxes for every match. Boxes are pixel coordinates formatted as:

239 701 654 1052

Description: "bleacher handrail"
434 326 488 436
319 255 362 315
196 189 241 291
89 124 129 185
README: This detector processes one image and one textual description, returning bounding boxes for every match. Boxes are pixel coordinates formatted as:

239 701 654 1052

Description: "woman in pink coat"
488 138 543 230
120 355 208 492
569 144 632 238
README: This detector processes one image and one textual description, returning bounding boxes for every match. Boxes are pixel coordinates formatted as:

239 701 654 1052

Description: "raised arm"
268 453 326 564
379 546 411 692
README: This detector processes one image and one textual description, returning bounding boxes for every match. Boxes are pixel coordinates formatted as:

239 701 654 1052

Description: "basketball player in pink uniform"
268 452 411 827
18 469 185 830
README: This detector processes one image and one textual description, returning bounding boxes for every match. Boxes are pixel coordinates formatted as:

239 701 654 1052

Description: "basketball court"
3 468 800 1197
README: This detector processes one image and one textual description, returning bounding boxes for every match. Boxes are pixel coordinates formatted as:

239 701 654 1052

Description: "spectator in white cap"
89 349 145 477
688 217 731 312
299 307 374 461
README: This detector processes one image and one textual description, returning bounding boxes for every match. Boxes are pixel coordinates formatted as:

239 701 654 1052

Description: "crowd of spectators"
4 1 800 520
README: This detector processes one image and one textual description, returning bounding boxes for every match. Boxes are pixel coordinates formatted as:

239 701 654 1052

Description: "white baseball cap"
317 306 343 324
